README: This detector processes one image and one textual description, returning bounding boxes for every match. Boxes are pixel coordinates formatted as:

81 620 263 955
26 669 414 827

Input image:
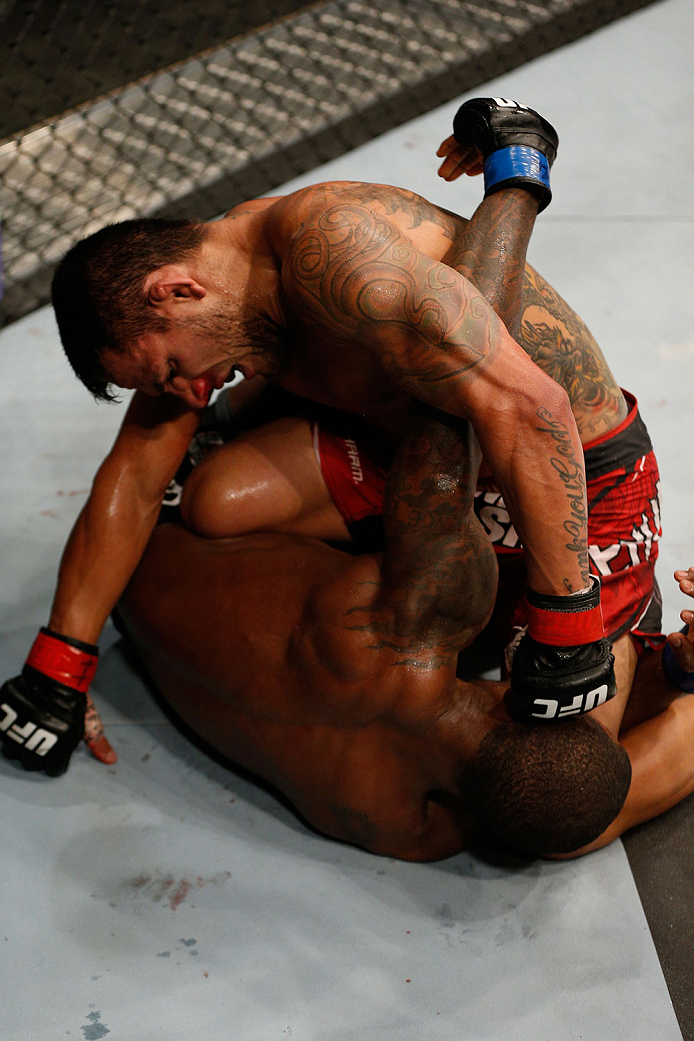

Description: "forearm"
446 188 538 340
445 189 589 593
47 392 199 644
381 404 496 640
555 695 694 857
474 367 589 594
48 459 164 643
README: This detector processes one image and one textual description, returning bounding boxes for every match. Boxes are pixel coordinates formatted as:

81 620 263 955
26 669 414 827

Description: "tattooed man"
0 100 641 778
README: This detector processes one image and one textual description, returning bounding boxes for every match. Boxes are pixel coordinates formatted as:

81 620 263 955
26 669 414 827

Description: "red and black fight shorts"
315 390 664 646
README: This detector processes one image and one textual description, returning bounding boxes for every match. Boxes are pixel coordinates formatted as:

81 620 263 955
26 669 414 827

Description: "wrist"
25 629 99 693
483 147 550 210
526 577 605 647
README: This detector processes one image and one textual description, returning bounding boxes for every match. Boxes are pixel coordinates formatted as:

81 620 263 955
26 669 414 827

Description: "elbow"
511 367 572 426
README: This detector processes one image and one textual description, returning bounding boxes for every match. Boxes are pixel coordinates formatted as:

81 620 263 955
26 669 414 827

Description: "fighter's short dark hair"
462 715 631 856
51 218 206 401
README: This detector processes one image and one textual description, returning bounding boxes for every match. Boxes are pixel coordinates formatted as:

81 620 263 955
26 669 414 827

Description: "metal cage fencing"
1 0 657 324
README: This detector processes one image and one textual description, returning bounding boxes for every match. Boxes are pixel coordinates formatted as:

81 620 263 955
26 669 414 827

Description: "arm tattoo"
536 406 590 588
519 266 627 434
442 190 535 340
342 409 496 670
288 204 498 400
334 183 460 240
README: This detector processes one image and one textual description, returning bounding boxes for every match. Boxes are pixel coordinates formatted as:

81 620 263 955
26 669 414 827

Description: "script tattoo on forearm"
536 406 590 588
289 205 497 398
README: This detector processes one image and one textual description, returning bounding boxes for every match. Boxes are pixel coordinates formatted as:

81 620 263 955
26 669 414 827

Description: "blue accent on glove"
483 146 551 209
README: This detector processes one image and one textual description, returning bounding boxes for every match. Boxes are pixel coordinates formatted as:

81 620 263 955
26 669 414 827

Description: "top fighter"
29 155 693 861
2 99 617 772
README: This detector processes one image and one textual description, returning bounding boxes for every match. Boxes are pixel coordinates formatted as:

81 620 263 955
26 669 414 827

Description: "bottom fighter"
111 164 694 859
118 399 631 860
114 409 694 860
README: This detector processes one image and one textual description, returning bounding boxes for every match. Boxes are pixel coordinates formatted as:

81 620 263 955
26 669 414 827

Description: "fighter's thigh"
180 416 351 541
589 633 638 739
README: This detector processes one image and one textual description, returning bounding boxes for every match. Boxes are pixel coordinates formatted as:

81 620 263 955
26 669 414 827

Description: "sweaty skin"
117 511 694 861
52 182 615 760
119 406 500 860
99 181 588 597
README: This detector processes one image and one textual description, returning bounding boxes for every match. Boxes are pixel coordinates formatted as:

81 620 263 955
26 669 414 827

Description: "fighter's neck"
409 677 506 794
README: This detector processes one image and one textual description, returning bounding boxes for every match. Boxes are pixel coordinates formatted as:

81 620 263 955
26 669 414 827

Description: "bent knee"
179 452 267 538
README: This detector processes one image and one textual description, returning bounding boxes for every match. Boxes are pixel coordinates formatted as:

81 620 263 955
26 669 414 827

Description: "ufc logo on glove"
0 703 58 755
530 684 611 721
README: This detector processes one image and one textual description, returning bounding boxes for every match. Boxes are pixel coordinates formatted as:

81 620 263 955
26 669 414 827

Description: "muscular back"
119 523 476 858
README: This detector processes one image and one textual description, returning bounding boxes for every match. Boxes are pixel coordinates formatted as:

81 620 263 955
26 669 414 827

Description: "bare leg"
180 416 350 542
555 568 694 857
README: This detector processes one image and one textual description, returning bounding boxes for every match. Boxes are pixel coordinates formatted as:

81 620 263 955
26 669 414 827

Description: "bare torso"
226 182 627 441
120 523 488 861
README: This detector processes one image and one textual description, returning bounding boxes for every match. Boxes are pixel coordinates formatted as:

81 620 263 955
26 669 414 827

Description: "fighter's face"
102 308 289 409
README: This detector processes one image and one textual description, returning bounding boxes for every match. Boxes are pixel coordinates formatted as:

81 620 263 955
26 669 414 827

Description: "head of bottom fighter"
116 406 631 861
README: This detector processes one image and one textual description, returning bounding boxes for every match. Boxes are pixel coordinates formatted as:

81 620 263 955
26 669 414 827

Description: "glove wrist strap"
26 630 98 694
483 146 551 208
525 577 605 646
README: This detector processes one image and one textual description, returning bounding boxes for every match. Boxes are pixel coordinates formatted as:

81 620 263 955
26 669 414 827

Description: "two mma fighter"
3 99 693 859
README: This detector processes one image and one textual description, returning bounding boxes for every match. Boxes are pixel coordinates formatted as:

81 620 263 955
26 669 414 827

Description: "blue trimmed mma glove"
0 628 98 776
453 97 558 212
504 578 617 723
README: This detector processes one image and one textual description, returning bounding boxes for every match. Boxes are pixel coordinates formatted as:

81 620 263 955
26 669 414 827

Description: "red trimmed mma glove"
453 97 558 212
0 628 98 776
505 578 616 723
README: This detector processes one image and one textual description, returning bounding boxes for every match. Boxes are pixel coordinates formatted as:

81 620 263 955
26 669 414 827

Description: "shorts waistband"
582 390 654 480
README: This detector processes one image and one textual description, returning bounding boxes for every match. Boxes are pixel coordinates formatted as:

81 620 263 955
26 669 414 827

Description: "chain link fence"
1 0 658 324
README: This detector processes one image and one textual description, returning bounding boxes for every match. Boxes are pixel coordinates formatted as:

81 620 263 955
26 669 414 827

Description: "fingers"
435 135 484 181
435 134 457 157
84 692 117 764
668 625 694 674
666 563 694 673
674 567 694 595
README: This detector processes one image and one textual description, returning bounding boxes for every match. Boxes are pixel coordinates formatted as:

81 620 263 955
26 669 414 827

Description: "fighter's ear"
144 265 206 309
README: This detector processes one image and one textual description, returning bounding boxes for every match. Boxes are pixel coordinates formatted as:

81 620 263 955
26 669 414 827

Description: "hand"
505 578 616 722
506 631 616 722
667 567 694 675
0 627 116 774
438 98 559 211
436 134 484 182
84 692 117 764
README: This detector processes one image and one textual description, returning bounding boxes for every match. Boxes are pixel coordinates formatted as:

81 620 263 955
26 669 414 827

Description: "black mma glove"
0 627 98 776
505 578 616 723
453 97 558 212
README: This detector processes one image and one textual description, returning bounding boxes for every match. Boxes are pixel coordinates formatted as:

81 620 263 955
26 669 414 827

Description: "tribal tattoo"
442 188 538 341
342 410 497 670
287 203 498 406
327 182 462 240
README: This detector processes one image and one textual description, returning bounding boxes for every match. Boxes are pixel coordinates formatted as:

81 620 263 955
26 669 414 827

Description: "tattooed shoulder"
519 264 628 436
